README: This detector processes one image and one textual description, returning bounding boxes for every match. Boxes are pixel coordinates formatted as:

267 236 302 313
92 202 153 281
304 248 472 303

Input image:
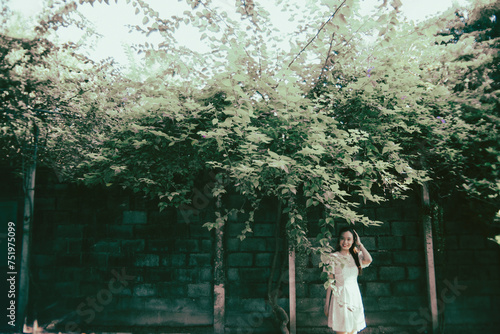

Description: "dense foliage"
3 0 498 245
2 0 498 330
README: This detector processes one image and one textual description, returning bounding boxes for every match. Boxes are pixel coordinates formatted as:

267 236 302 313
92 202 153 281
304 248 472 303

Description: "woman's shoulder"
330 251 343 259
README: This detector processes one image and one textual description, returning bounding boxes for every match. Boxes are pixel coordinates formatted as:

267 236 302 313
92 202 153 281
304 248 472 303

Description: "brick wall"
28 169 214 331
225 197 288 333
2 168 499 333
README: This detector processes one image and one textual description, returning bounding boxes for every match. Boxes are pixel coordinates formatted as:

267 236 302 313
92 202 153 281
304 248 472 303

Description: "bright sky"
10 0 471 67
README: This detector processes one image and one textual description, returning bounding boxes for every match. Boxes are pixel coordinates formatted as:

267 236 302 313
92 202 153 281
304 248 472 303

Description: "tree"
0 1 131 327
3 0 498 332
66 0 425 331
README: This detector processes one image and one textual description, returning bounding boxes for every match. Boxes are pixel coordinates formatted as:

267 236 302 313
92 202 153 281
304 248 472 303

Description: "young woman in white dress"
324 227 373 334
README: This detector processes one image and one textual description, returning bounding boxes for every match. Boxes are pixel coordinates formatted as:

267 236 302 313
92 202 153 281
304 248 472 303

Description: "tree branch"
288 0 348 68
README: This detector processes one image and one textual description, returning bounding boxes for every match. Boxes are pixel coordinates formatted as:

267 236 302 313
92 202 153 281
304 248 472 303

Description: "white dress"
325 251 369 333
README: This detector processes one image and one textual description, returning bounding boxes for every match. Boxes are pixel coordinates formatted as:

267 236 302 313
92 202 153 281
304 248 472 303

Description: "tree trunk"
422 181 438 333
18 123 38 331
213 224 225 334
288 249 296 334
268 202 289 334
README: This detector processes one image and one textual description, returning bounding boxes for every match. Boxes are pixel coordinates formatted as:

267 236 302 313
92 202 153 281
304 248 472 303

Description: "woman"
324 226 373 334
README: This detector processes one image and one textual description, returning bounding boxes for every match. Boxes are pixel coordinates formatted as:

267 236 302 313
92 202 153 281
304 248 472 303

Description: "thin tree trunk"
288 249 296 334
422 181 438 333
268 201 289 334
19 123 38 331
213 224 225 334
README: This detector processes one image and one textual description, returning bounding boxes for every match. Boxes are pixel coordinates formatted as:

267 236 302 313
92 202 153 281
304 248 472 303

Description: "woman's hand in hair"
353 229 362 248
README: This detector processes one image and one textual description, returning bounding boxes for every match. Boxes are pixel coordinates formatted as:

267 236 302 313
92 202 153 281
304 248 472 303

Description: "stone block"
37 197 56 210
32 254 55 267
161 254 186 267
365 282 391 296
156 283 187 297
445 235 459 249
200 239 212 252
108 254 133 266
57 197 79 210
377 296 409 310
296 297 323 312
133 224 167 239
240 238 266 252
228 253 253 267
228 298 268 312
458 235 486 249
148 209 176 225
108 225 134 238
146 239 169 252
67 238 83 253
188 253 212 267
227 238 240 252
296 312 327 328
239 268 271 282
404 236 421 250
227 268 239 281
391 221 418 236
364 222 391 236
254 253 274 268
54 282 78 296
133 283 157 297
393 281 423 296
254 223 275 237
92 240 120 253
407 266 425 280
123 210 147 224
393 251 424 265
371 251 392 265
134 254 159 267
121 240 145 254
227 283 268 298
457 295 491 310
358 266 377 281
474 250 500 265
296 283 307 298
446 250 475 265
55 224 84 238
83 253 108 267
37 268 58 281
309 284 327 298
227 223 246 237
376 206 402 222
145 268 173 282
254 206 277 223
189 223 211 237
379 266 406 281
378 236 403 250
188 283 212 297
362 296 379 312
224 311 274 330
360 236 376 250
297 268 322 283
174 269 199 282
56 254 81 266
175 239 200 253
310 253 322 267
176 207 201 224
366 311 417 326
200 268 212 281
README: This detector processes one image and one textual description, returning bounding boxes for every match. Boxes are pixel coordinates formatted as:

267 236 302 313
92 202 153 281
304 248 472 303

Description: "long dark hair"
336 226 362 275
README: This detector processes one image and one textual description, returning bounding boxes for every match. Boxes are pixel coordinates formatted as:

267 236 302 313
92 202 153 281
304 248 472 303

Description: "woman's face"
339 231 354 251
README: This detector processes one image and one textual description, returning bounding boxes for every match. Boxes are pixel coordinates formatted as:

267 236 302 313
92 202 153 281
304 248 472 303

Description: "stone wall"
27 169 214 331
1 168 499 333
